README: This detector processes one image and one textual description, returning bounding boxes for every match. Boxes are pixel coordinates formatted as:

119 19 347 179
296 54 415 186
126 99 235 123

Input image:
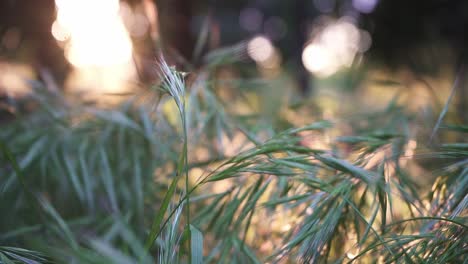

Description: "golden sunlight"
52 0 132 67
51 0 136 96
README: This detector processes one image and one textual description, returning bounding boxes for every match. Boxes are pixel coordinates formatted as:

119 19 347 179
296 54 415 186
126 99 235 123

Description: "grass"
0 53 466 263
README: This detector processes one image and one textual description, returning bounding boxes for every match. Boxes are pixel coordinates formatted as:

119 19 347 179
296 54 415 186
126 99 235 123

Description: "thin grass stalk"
158 58 192 262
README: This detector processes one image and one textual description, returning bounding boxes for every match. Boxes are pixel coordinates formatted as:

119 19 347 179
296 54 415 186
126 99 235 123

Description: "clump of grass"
0 54 466 264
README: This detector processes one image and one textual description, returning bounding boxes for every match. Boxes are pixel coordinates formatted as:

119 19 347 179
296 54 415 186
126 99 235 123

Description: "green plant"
1 54 466 264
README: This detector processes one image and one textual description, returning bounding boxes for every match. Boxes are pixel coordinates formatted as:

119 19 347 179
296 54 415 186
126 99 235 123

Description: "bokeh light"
302 17 372 77
239 8 263 32
352 0 379 14
248 35 274 63
247 35 282 76
302 43 338 77
1 27 21 51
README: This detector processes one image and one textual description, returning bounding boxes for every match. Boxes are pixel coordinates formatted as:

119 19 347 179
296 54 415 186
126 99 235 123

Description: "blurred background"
0 0 467 110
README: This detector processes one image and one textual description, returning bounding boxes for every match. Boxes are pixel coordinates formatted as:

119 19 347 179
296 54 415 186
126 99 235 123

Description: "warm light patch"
302 17 372 77
248 35 282 74
0 63 34 97
52 0 133 67
51 0 136 97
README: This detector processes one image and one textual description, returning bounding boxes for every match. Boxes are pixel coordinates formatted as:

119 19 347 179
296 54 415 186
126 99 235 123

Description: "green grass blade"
190 224 204 264
429 64 464 143
144 176 179 251
38 196 79 250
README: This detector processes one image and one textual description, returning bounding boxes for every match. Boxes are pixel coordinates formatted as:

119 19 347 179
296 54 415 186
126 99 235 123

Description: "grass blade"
144 176 179 251
190 224 204 264
429 63 464 143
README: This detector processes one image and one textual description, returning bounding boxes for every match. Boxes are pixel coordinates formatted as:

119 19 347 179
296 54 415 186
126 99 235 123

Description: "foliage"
0 54 466 263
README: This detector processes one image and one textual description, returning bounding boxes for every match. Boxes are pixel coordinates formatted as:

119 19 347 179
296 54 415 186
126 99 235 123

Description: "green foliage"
0 56 466 263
